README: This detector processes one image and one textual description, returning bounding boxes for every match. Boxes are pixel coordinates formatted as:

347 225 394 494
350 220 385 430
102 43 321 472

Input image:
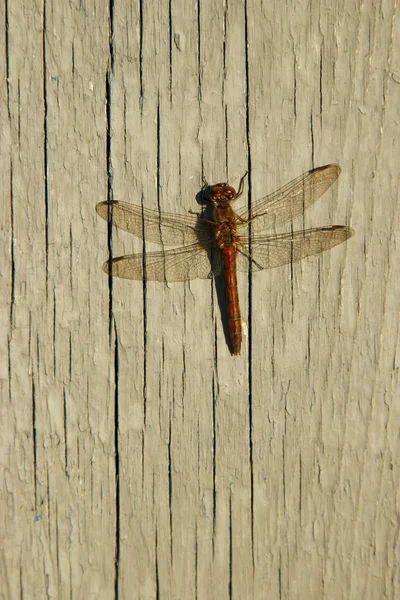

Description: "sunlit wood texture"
1 0 399 598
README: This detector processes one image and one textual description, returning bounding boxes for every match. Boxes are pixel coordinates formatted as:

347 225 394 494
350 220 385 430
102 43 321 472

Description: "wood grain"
1 0 399 598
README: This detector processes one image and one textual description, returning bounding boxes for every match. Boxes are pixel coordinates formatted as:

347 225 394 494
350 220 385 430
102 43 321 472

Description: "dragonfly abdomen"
222 247 242 355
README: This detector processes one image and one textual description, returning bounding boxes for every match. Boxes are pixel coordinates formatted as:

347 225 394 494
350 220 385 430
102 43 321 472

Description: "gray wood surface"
1 0 399 598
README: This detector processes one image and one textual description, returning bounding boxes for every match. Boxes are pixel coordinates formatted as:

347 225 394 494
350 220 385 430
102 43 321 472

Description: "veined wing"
236 226 355 272
96 200 204 246
103 243 223 282
237 164 341 233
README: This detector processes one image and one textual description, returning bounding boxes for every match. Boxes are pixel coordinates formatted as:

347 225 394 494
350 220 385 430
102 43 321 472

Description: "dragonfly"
96 164 354 355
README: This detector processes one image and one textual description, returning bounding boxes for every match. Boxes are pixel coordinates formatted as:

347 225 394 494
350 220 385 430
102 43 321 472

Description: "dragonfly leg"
197 216 215 225
202 175 210 190
187 209 215 225
236 211 260 226
237 246 263 270
235 171 248 199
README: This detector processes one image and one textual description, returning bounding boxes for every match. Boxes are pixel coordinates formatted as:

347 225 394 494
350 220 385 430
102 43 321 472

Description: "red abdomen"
222 247 242 355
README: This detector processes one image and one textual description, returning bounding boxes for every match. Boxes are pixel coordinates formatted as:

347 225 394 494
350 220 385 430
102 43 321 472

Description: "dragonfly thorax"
213 206 241 249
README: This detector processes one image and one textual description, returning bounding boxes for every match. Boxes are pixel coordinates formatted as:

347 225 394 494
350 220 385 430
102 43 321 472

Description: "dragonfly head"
210 183 237 206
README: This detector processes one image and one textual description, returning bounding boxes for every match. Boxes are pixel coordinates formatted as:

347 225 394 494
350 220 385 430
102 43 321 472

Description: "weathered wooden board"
1 0 399 598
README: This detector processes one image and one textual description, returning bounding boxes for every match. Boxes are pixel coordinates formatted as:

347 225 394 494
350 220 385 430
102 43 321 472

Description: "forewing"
237 164 341 233
96 200 205 246
103 243 223 282
236 226 355 272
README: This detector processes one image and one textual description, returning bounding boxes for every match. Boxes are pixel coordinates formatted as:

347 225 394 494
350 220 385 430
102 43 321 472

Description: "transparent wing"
96 200 205 246
236 226 355 272
103 243 223 282
237 164 341 233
